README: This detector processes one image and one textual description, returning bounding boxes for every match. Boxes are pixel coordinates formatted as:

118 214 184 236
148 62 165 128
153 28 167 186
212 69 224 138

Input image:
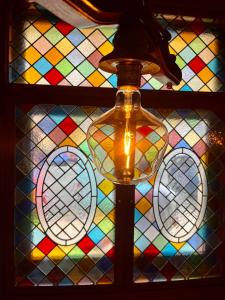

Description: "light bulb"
87 86 168 185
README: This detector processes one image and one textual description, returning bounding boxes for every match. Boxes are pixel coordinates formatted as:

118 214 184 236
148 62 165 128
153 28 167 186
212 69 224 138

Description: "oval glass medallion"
153 148 207 243
36 146 97 245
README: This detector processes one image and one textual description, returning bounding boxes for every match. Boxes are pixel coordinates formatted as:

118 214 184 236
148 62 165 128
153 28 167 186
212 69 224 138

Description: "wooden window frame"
1 1 225 299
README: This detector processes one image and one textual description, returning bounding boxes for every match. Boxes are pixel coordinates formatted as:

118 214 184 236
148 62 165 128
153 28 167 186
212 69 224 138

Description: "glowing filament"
124 130 132 155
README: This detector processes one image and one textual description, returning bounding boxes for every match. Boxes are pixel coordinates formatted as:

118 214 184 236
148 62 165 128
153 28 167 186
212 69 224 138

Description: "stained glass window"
15 105 225 285
9 4 225 91
11 2 225 288
134 109 225 282
15 105 115 286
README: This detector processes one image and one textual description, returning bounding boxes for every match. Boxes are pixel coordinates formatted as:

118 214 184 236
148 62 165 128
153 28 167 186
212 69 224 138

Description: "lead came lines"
36 146 97 245
153 148 207 242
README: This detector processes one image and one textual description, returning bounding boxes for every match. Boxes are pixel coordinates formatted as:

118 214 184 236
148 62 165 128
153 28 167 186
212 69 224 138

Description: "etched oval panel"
36 146 97 245
153 148 207 243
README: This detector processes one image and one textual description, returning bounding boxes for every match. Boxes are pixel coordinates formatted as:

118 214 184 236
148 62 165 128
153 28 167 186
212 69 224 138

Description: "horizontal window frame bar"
4 83 225 118
5 275 225 297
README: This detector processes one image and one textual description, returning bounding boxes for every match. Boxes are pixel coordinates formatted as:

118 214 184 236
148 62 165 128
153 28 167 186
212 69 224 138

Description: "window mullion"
114 184 135 287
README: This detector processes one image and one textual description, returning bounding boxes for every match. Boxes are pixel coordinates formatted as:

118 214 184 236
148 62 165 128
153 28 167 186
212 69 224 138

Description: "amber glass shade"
87 86 168 184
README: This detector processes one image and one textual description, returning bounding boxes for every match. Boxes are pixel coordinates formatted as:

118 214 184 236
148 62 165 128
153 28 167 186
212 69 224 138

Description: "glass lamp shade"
87 86 168 184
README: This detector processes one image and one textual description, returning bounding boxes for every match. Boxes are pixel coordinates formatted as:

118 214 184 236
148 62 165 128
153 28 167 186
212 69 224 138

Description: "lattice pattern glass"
134 109 225 282
9 4 225 91
153 148 207 243
15 105 115 286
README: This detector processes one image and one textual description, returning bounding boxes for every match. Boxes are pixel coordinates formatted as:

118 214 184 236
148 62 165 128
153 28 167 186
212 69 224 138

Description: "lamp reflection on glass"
87 75 168 185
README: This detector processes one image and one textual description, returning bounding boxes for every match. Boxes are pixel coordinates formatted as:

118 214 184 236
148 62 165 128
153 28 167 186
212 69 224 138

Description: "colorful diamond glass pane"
9 5 225 92
15 105 115 286
134 108 225 282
